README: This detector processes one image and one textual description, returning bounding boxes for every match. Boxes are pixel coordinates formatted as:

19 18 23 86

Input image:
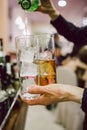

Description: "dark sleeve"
81 88 87 113
51 15 87 46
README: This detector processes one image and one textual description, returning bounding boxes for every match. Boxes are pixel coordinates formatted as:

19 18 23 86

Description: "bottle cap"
19 0 31 10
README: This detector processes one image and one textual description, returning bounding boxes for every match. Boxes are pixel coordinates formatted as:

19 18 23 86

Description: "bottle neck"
0 39 4 64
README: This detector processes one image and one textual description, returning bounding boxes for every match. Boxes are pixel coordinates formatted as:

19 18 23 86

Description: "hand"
37 0 59 21
21 84 84 105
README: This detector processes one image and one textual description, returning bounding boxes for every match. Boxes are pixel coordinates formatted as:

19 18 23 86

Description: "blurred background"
0 1 87 130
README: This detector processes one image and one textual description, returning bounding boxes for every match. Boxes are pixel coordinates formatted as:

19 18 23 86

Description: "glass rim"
15 33 54 40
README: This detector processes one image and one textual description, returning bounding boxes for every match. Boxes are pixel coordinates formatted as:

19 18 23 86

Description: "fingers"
21 95 45 105
28 85 46 94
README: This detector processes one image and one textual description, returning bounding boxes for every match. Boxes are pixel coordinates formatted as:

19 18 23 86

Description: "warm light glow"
15 16 31 35
19 22 25 30
15 16 22 25
15 16 25 30
58 0 67 7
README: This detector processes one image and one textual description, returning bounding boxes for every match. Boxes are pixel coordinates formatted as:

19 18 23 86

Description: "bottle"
0 90 8 125
5 55 12 77
0 39 4 90
18 0 41 12
0 39 4 64
4 55 16 103
0 41 10 124
11 61 19 91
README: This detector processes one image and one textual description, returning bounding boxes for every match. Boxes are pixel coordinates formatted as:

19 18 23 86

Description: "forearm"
38 0 87 44
47 9 60 21
51 15 87 45
67 85 84 103
57 84 84 103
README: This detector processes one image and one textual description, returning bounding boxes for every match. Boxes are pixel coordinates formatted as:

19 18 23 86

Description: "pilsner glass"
15 34 56 100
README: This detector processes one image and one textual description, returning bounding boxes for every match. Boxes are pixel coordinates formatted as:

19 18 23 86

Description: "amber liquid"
34 59 56 86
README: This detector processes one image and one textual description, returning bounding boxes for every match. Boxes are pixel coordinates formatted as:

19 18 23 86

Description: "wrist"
67 85 84 103
48 10 60 21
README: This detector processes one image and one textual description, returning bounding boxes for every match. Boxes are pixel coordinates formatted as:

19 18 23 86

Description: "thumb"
36 6 48 14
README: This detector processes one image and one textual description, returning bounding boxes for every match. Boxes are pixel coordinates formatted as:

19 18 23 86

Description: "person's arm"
37 0 87 45
21 84 84 105
51 15 87 45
